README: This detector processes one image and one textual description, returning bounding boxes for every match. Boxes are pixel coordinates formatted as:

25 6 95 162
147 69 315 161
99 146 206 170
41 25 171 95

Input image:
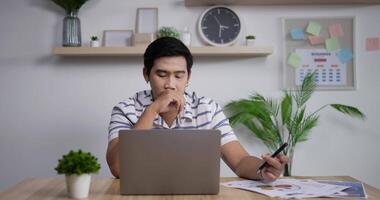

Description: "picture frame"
103 30 134 47
136 7 158 33
282 17 356 90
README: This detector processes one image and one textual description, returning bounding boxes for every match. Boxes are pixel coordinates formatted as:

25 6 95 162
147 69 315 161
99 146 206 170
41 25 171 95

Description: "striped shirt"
108 90 237 146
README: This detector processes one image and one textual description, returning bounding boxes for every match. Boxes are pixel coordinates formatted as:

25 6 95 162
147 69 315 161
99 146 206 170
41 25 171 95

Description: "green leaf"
281 92 292 125
294 114 319 143
55 149 101 175
51 0 89 13
295 72 316 107
330 104 366 119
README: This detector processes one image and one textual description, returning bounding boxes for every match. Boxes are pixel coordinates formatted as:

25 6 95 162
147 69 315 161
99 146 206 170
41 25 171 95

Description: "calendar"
283 17 356 90
295 49 347 86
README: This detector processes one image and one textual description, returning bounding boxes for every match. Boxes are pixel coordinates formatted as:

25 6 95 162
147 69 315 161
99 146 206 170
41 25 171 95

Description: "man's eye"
175 74 184 79
157 72 166 77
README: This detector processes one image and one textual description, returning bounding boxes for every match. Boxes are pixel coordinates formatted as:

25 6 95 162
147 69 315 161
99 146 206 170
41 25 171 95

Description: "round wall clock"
198 6 241 46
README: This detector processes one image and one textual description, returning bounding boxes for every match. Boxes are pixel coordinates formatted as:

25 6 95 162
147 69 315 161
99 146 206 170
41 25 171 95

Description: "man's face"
144 56 190 99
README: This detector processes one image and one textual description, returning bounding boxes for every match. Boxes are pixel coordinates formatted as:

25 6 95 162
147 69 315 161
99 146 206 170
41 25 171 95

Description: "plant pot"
65 174 91 199
246 39 255 46
90 40 100 47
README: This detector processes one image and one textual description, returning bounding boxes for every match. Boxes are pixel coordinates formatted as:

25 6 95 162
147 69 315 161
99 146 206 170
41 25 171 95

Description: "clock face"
198 6 241 46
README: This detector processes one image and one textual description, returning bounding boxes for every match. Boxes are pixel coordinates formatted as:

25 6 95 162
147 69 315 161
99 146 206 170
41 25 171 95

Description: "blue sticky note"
290 28 305 40
337 48 353 64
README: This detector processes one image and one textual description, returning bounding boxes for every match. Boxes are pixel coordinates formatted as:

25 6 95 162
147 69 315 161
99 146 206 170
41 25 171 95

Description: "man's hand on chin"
151 90 185 115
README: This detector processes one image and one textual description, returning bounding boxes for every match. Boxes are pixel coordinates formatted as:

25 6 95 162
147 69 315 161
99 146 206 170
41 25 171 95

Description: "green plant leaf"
51 0 88 13
281 92 292 125
294 114 319 143
294 72 316 107
55 149 101 175
330 104 366 119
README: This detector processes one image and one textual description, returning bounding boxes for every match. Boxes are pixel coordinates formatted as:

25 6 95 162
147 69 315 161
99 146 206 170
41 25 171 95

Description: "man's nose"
164 76 176 90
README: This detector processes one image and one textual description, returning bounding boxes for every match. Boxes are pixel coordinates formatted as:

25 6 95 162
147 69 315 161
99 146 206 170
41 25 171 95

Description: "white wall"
1 0 380 192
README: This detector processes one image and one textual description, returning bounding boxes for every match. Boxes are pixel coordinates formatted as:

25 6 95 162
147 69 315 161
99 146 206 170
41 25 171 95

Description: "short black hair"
143 37 193 75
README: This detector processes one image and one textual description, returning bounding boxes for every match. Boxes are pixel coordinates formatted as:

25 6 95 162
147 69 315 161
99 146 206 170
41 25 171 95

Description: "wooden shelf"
185 0 380 6
53 46 273 57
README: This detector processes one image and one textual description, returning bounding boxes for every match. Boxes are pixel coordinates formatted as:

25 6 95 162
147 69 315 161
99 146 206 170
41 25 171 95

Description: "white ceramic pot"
90 40 100 47
246 39 255 46
65 174 91 199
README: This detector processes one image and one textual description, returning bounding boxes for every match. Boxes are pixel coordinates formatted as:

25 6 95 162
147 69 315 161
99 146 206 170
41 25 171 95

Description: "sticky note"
306 21 322 36
329 23 344 37
290 28 305 40
288 53 302 68
366 37 380 51
325 37 340 52
308 36 325 45
337 48 353 64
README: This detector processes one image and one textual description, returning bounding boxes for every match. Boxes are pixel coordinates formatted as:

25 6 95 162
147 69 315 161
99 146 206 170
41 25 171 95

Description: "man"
107 37 288 182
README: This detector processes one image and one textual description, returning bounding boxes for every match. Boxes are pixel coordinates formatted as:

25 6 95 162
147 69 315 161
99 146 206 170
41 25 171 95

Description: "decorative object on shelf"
50 0 89 47
225 72 365 177
90 36 100 47
245 35 256 46
55 149 101 199
132 33 156 46
136 7 158 33
181 26 192 46
198 6 241 46
157 26 180 39
103 30 133 47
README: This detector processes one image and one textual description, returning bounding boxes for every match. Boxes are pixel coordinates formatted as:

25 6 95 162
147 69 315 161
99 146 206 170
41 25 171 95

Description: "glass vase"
62 10 81 47
283 145 294 176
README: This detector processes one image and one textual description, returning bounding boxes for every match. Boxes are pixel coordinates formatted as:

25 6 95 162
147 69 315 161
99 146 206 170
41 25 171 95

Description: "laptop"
119 129 221 195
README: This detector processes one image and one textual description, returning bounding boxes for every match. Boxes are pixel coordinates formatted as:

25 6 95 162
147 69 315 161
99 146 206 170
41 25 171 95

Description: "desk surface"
1 176 379 200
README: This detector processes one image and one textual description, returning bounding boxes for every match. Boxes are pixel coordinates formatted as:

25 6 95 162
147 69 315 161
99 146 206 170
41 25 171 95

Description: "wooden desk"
1 176 379 199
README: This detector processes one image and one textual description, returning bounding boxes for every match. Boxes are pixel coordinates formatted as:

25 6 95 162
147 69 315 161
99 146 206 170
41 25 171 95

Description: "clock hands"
212 16 221 25
213 16 230 38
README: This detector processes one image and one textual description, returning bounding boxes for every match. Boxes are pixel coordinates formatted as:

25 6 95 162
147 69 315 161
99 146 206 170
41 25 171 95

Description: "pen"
257 142 288 172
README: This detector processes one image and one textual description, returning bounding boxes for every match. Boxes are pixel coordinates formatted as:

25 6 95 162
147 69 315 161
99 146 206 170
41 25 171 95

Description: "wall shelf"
185 0 380 6
53 46 273 57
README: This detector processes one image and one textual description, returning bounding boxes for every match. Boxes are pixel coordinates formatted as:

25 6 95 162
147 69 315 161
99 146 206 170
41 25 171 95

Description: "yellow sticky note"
288 53 302 68
325 37 340 52
306 21 322 36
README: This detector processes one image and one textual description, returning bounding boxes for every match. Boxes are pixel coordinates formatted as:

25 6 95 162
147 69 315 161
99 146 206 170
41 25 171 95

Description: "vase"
283 145 295 176
65 174 91 199
63 10 81 47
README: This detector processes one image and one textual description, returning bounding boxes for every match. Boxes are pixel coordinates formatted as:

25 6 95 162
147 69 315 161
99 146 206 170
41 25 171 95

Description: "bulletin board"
282 17 356 90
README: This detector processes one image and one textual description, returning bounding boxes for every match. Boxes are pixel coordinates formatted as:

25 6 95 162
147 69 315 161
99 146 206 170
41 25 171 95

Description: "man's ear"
143 68 149 82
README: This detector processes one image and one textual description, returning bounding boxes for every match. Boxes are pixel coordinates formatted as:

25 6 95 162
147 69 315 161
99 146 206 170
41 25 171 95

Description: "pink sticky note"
366 37 380 51
329 24 344 37
308 36 325 45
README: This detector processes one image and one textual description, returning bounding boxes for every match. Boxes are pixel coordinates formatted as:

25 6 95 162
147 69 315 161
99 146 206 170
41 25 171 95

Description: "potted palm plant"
55 149 101 199
225 72 365 176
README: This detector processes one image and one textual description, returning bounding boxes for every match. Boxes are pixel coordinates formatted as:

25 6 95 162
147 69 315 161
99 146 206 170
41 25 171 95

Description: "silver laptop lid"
119 129 221 195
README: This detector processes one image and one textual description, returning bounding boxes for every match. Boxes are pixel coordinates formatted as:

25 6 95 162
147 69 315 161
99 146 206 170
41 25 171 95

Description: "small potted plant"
157 26 180 39
90 36 100 47
245 35 256 46
55 150 101 199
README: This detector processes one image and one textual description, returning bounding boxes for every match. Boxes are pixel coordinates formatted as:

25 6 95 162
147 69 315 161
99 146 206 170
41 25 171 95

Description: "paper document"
221 178 366 199
317 180 368 198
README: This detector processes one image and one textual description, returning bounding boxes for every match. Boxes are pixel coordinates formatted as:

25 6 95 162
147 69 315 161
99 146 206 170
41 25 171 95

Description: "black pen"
257 142 288 172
